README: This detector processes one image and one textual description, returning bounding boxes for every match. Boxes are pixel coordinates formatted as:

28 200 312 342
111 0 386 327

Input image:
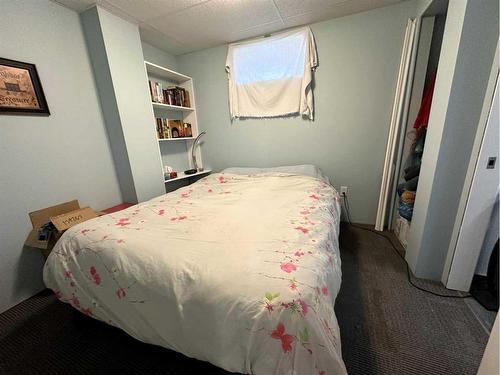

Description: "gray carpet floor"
336 224 493 375
0 224 494 374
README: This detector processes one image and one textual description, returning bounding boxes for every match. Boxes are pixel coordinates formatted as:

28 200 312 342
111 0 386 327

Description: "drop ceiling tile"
227 20 288 44
282 0 402 27
52 0 96 12
148 0 280 43
282 8 341 28
175 40 224 55
54 0 139 22
139 25 184 53
50 0 406 55
107 0 209 22
274 0 347 18
98 0 140 24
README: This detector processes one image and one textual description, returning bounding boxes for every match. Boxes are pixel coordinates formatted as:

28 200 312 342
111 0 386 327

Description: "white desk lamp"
185 131 206 175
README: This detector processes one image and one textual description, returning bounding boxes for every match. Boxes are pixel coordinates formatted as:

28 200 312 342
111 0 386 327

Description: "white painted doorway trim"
375 18 417 231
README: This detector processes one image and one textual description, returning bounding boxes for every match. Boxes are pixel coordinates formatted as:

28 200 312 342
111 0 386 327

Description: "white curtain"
226 27 318 120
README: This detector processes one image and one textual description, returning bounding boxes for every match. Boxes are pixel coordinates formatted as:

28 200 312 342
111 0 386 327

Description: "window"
225 27 318 120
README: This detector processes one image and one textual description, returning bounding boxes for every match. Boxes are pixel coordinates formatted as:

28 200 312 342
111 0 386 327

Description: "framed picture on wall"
0 57 50 115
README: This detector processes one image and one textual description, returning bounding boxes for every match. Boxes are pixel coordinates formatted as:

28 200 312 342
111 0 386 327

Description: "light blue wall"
82 6 165 203
81 6 137 203
175 1 417 224
142 42 178 71
0 0 122 313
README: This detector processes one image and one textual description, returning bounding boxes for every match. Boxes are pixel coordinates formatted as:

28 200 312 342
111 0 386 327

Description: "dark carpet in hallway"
0 224 491 374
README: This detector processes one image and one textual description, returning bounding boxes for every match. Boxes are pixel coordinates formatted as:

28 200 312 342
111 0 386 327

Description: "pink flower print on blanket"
90 266 101 285
170 215 187 221
298 299 308 316
271 323 294 353
116 218 130 226
116 288 126 299
295 226 309 234
265 302 274 312
81 307 92 316
280 262 297 273
70 295 80 308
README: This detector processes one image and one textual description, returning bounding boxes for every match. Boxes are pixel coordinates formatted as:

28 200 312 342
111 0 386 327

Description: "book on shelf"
155 118 193 139
149 81 164 103
183 122 192 137
156 117 170 139
148 79 191 108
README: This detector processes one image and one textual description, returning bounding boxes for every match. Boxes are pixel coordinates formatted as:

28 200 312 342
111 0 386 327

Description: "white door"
375 18 418 230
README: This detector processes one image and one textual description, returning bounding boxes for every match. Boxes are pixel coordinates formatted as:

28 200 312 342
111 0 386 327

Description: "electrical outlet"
340 186 348 195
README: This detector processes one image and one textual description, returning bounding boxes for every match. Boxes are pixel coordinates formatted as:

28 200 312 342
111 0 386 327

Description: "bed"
44 166 347 375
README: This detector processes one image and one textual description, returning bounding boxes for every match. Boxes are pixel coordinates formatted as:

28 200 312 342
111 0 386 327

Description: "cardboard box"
25 199 98 255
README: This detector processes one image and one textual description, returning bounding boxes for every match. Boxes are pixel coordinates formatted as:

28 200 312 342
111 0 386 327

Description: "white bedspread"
44 173 347 375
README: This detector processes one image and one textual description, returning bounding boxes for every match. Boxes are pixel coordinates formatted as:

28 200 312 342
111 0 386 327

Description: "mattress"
44 172 347 375
222 164 330 183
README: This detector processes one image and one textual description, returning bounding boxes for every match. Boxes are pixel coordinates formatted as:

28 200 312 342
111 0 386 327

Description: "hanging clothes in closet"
397 74 436 221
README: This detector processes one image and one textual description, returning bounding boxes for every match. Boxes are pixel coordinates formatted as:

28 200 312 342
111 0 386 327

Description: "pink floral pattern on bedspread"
43 173 346 375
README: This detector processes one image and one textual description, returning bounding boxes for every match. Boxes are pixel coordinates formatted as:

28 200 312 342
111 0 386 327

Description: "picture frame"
0 57 50 115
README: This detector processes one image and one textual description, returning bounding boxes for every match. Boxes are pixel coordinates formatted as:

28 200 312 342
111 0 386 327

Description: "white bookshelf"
144 61 206 190
165 169 212 184
152 102 195 112
158 137 195 142
145 61 191 83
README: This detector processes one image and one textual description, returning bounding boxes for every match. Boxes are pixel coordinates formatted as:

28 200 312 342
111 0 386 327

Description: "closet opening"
392 5 448 249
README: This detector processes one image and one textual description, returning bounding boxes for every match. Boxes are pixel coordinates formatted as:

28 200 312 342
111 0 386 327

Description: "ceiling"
52 0 406 55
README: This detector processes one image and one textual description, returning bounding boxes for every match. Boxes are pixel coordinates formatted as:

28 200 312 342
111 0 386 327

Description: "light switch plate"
487 156 496 169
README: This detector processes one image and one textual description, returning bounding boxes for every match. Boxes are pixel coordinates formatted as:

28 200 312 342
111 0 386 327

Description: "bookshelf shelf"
165 169 212 184
145 61 191 83
158 137 195 142
152 102 195 112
